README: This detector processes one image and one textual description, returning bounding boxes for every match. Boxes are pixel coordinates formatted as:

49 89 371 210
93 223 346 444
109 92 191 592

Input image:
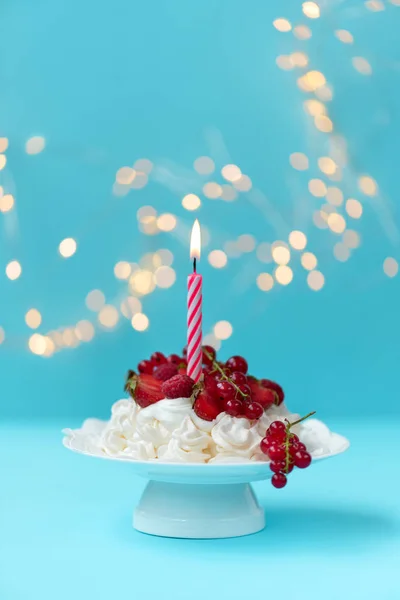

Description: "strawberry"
260 379 285 405
126 373 164 408
193 390 223 421
248 378 275 409
153 363 178 382
161 374 194 399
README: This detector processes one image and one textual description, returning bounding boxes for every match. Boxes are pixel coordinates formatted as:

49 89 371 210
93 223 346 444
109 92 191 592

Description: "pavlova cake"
63 345 347 489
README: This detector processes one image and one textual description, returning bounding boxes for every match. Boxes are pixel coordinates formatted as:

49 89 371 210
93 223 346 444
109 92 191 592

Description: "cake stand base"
134 481 265 539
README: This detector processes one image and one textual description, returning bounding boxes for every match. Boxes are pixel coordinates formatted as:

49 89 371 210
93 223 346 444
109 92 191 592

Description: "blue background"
1 1 399 598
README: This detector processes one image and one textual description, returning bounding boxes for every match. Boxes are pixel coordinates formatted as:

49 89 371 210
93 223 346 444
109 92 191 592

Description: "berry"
267 442 286 461
269 460 286 474
161 374 194 399
284 461 294 474
248 379 275 409
151 352 167 366
244 401 263 420
224 398 243 417
128 374 164 408
226 356 248 374
296 442 307 452
236 382 251 398
260 437 271 455
193 391 223 421
204 374 219 396
216 380 236 401
153 363 178 382
138 359 154 375
272 473 287 488
260 379 284 405
230 372 248 386
289 433 299 444
167 354 181 365
294 450 312 469
182 345 188 357
269 421 287 436
202 345 216 366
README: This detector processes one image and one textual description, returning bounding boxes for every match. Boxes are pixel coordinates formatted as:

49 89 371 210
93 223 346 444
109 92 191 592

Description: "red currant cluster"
260 414 314 489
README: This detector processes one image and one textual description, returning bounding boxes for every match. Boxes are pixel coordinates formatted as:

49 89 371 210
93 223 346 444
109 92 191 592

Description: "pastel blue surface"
2 419 400 600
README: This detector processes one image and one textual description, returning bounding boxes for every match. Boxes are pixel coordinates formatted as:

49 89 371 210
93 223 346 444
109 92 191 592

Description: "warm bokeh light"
0 155 7 170
182 193 201 211
0 194 14 212
116 167 136 185
257 273 274 291
257 242 272 263
315 85 333 102
114 261 132 280
221 164 242 182
383 257 398 278
131 172 148 189
0 138 8 152
276 55 293 71
365 0 384 10
314 115 333 133
272 245 291 265
273 18 292 32
233 175 252 192
352 57 372 75
307 270 325 291
120 296 142 319
327 213 346 234
28 333 47 355
6 260 22 280
326 187 344 206
318 157 337 175
75 320 95 342
358 175 378 196
309 179 327 197
346 198 363 219
293 25 312 40
333 243 350 262
59 238 77 258
302 2 320 18
301 252 317 270
289 152 309 170
131 313 149 331
0 327 5 344
343 230 361 249
25 309 42 329
154 266 176 288
313 210 329 229
291 52 309 67
157 213 177 232
335 30 354 44
203 182 222 199
25 136 46 155
134 158 153 174
130 269 155 295
208 250 228 268
193 156 215 175
98 305 119 329
157 248 174 266
304 99 326 117
289 231 307 250
236 234 256 253
202 333 221 351
275 265 293 285
86 289 106 312
220 185 237 201
214 320 233 340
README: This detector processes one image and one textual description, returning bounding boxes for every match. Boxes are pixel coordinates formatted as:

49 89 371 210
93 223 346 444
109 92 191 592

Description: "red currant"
284 461 294 474
151 352 167 365
226 356 248 374
260 437 271 455
294 450 312 469
267 442 286 461
230 372 248 386
216 380 235 401
296 442 307 452
269 421 286 436
204 374 219 396
236 383 251 398
224 398 243 417
244 401 263 420
138 359 154 374
269 460 286 474
271 473 287 489
167 354 181 365
289 433 299 444
202 345 216 366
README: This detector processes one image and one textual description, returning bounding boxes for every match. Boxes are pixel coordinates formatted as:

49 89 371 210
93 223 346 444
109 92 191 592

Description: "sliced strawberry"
248 378 275 409
193 390 223 421
260 379 285 405
126 373 164 408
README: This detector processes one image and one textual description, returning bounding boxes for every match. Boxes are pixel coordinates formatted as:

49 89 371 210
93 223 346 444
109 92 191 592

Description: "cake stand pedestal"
134 481 265 539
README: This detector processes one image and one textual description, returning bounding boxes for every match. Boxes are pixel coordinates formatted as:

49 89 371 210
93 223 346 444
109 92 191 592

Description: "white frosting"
158 416 215 463
211 414 262 459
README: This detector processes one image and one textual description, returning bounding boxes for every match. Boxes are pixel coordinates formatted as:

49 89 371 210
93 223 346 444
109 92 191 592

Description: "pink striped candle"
187 220 202 382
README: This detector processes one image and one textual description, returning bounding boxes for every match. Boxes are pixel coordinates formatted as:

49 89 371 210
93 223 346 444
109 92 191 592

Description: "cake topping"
162 374 195 399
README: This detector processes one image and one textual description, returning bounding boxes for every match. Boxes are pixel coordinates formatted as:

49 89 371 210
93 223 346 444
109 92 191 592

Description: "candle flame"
190 219 201 260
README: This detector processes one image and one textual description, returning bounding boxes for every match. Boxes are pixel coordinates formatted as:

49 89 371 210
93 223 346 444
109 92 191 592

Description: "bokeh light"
221 164 242 182
346 198 363 219
343 230 361 248
214 321 233 340
301 252 317 270
309 179 327 197
327 213 346 234
28 333 47 355
233 175 252 192
114 261 132 280
116 167 136 185
0 138 8 152
154 266 176 288
120 297 142 319
130 269 155 295
75 320 95 342
203 182 222 199
236 234 256 253
193 156 215 175
208 250 228 268
383 257 398 278
98 305 119 329
157 214 177 231
131 313 149 331
182 194 201 211
293 25 312 40
86 290 106 311
326 187 344 206
358 175 378 196
0 155 7 170
302 2 320 18
25 136 45 155
272 245 291 265
352 57 372 76
333 243 350 262
257 242 272 263
273 18 292 32
257 273 274 291
274 265 293 285
25 309 42 329
0 194 14 212
59 238 77 258
6 260 22 280
307 270 325 291
290 153 309 170
0 327 5 344
289 231 307 250
335 30 354 44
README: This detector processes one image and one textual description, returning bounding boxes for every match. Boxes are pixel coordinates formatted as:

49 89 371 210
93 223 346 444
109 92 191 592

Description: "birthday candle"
187 220 202 382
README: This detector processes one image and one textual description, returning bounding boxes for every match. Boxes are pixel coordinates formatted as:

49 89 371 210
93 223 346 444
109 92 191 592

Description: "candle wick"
193 257 197 273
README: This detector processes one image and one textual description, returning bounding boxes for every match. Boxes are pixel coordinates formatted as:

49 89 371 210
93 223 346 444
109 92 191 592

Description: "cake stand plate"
63 421 350 539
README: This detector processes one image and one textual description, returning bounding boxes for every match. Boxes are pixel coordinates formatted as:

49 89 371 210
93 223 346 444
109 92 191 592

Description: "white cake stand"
63 420 350 539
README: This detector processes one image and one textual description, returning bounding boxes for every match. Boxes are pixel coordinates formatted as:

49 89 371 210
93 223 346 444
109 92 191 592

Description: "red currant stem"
285 411 316 431
284 432 290 474
203 349 247 399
